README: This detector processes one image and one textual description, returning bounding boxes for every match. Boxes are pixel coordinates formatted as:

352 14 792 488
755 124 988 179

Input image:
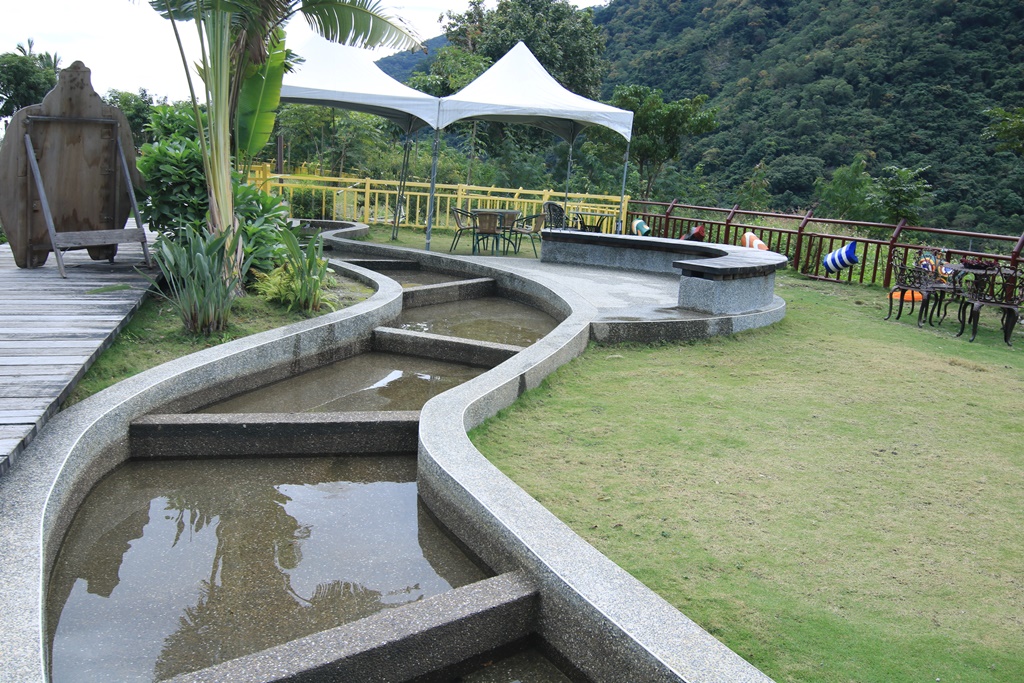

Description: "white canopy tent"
277 42 635 250
279 47 441 238
436 41 633 142
421 41 634 250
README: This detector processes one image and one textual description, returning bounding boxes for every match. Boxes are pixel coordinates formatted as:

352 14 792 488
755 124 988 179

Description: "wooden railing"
626 200 1024 288
247 165 1024 287
249 165 628 233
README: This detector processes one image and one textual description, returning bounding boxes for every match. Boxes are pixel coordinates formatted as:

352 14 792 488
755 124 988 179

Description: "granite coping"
0 257 404 682
0 230 779 682
542 229 788 278
326 235 776 682
164 571 539 683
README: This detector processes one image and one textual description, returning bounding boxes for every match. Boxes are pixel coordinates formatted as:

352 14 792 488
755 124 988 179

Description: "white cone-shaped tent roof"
436 42 633 142
279 46 439 133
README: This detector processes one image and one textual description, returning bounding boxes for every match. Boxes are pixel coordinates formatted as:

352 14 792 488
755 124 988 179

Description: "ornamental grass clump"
253 230 334 313
145 227 250 335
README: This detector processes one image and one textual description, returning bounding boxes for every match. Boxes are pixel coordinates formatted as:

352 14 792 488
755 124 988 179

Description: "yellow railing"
249 164 629 233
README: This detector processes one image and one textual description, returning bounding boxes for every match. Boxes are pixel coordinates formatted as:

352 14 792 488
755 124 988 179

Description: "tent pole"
425 127 440 252
617 140 631 234
563 135 574 214
392 132 412 241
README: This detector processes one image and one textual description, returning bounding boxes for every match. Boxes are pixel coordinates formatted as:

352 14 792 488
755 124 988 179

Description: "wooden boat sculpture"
0 61 150 275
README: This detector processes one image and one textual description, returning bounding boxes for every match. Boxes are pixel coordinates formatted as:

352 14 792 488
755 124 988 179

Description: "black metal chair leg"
956 300 969 337
1003 309 1018 346
917 291 930 327
969 304 982 342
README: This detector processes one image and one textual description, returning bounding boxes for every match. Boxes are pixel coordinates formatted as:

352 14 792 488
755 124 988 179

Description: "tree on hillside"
610 84 717 199
813 154 875 221
0 51 56 118
984 107 1024 157
593 0 1024 234
867 166 933 226
444 0 604 98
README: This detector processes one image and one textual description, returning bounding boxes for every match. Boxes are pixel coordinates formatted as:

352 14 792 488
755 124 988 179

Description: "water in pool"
199 351 486 414
396 297 558 347
47 456 487 682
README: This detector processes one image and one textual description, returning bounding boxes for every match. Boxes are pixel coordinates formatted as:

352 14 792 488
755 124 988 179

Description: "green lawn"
470 271 1024 683
67 275 373 405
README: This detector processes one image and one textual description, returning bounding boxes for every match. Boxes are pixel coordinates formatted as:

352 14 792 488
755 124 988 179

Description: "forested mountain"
376 36 449 82
592 0 1024 234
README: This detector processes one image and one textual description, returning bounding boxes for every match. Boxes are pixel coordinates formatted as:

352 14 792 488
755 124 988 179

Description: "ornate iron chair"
956 263 1024 345
542 201 569 230
886 258 929 322
914 248 960 328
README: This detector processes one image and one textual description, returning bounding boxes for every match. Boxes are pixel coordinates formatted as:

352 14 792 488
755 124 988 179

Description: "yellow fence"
249 165 629 233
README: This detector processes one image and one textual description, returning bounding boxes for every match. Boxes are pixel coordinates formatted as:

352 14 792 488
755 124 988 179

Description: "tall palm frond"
297 0 421 51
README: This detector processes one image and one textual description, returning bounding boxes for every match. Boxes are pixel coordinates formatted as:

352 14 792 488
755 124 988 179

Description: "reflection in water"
396 297 558 347
48 457 486 682
200 352 485 414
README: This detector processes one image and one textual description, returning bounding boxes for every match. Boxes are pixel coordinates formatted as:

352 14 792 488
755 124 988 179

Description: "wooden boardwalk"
0 229 154 475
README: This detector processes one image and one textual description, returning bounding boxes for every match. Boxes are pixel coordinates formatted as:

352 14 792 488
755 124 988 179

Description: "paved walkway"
0 231 153 474
471 256 707 322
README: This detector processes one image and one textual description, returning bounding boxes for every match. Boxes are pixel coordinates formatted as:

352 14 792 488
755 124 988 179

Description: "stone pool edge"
322 233 776 682
0 229 778 682
0 260 404 682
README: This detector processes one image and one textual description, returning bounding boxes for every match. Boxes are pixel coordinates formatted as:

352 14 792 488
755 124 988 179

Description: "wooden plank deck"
0 226 154 476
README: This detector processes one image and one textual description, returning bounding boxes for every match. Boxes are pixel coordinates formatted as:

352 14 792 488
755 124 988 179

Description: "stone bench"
540 229 789 315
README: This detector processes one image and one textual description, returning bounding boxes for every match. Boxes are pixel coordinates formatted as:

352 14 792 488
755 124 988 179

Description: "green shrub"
234 180 295 278
286 186 335 220
136 103 207 239
144 228 251 335
137 136 207 238
252 230 334 313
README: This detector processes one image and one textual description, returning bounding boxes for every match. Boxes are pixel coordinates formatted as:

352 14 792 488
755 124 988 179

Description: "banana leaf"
236 28 286 159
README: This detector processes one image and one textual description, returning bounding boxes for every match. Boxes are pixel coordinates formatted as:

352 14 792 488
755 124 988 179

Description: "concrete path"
471 256 710 322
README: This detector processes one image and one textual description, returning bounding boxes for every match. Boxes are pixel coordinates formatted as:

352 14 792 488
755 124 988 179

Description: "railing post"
1011 225 1024 268
882 219 907 288
457 184 466 210
723 204 739 245
663 199 678 238
792 208 814 271
363 178 371 224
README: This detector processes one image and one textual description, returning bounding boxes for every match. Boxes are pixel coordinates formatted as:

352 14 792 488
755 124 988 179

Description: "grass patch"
353 222 540 259
67 274 373 405
470 271 1024 683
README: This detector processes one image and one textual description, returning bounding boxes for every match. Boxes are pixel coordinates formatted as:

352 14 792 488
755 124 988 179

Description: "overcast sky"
2 0 605 102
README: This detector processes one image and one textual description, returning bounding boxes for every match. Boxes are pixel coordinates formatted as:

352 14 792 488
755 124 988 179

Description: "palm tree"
150 0 421 273
16 38 61 76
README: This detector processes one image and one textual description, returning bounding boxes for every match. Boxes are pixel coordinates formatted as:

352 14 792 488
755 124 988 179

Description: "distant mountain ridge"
376 35 449 82
592 0 1023 234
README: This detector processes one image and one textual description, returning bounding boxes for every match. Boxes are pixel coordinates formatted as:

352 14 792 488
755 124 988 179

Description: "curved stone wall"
0 231 777 682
